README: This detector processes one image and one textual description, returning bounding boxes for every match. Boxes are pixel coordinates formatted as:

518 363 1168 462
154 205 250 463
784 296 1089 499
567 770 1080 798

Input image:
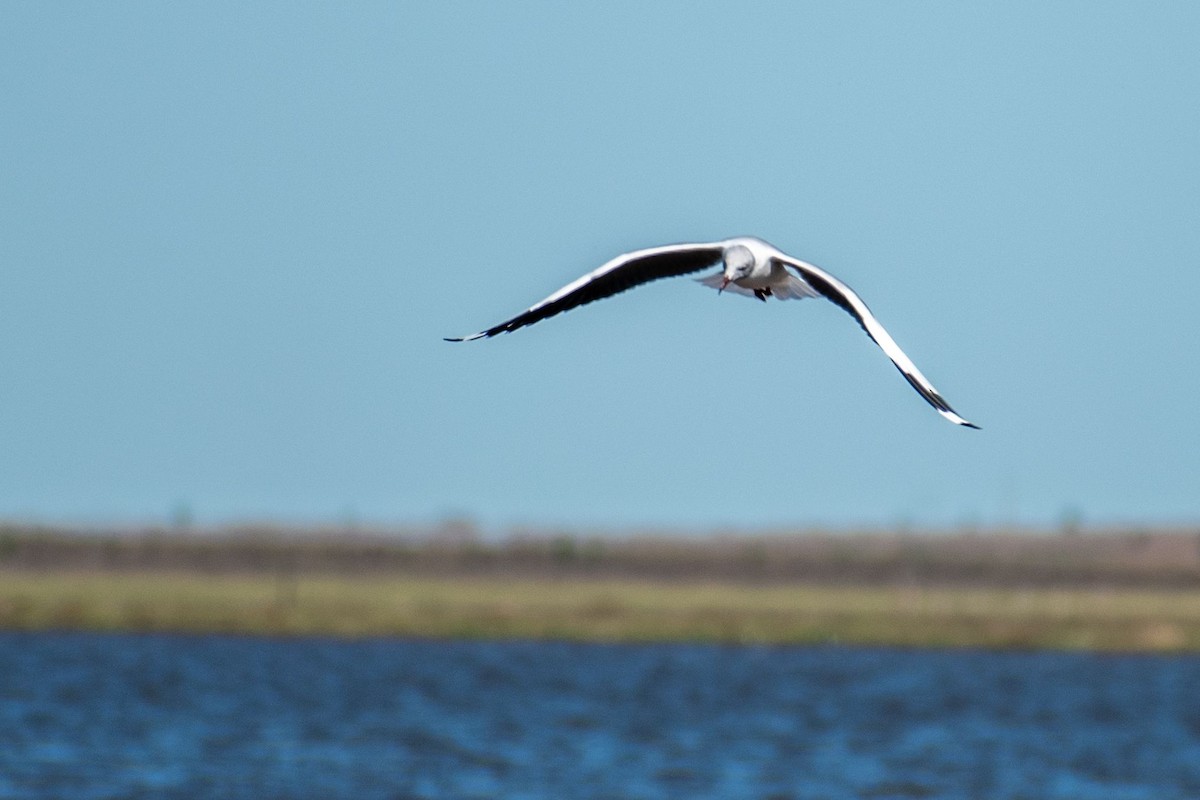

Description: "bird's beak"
718 276 730 294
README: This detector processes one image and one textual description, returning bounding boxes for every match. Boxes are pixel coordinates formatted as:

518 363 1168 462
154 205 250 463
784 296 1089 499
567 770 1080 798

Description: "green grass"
2 570 1199 651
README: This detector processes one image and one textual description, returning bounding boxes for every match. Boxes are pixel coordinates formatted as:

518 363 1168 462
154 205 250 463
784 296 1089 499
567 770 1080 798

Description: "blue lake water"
2 632 1200 799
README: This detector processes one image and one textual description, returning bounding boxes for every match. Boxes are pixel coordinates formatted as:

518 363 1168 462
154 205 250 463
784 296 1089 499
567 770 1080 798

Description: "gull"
446 236 978 428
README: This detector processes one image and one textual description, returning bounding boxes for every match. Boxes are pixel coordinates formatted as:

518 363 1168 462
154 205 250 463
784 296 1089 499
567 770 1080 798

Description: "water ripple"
1 633 1199 799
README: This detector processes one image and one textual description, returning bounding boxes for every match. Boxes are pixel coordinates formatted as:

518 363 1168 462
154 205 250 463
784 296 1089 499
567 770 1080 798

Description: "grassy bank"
6 524 1200 588
3 570 1199 651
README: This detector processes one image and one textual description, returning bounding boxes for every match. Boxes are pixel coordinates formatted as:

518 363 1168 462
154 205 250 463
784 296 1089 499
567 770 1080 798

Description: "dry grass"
3 570 1199 651
5 524 1200 588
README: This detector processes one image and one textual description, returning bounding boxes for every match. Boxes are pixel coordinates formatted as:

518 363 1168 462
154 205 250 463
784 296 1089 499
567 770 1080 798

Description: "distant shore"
2 524 1198 651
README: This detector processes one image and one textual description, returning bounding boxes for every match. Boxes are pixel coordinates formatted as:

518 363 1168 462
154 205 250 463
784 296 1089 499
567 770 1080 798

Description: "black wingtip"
962 421 982 430
445 330 492 342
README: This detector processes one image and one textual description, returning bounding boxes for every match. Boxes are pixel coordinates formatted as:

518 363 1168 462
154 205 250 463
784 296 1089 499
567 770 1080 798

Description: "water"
2 633 1200 799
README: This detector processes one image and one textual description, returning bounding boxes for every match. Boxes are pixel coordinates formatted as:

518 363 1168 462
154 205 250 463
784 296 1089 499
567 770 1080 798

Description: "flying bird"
446 236 978 428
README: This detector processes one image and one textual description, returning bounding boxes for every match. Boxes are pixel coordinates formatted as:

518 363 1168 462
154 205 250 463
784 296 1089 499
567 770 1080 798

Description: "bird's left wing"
773 255 979 429
446 242 725 341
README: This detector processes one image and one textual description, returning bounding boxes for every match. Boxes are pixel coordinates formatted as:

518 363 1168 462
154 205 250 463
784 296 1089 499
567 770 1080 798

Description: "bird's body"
695 236 820 301
447 236 978 429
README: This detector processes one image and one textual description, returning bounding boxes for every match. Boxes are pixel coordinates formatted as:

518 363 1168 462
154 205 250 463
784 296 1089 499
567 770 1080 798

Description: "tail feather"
695 272 759 299
773 273 819 301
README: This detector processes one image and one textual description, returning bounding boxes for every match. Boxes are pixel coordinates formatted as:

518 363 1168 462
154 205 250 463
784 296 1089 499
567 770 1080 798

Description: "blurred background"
3 3 1200 798
3 2 1198 533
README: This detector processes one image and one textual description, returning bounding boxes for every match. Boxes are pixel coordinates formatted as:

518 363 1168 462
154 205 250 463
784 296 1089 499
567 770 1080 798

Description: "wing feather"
773 256 979 428
446 243 725 341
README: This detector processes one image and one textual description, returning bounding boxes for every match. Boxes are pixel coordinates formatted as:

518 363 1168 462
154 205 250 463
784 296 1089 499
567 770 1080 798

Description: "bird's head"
719 244 755 292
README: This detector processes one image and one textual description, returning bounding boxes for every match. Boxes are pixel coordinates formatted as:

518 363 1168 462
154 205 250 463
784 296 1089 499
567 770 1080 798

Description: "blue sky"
2 3 1198 531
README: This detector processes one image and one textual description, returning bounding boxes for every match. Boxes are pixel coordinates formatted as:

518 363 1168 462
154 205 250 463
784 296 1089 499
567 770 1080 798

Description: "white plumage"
447 236 978 429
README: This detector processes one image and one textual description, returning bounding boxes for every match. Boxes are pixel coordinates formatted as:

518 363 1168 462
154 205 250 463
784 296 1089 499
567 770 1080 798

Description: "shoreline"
3 569 1197 653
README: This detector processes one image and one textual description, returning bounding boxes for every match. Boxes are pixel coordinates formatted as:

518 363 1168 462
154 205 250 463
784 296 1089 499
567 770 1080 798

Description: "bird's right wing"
446 242 725 341
773 255 979 429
